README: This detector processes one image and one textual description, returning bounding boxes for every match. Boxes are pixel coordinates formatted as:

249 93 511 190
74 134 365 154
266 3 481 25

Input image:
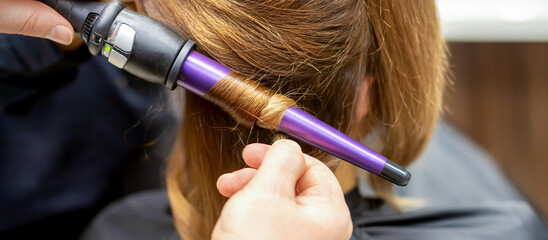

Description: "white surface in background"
437 0 548 42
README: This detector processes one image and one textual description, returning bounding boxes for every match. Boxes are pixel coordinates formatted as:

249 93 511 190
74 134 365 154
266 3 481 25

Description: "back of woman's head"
137 0 446 239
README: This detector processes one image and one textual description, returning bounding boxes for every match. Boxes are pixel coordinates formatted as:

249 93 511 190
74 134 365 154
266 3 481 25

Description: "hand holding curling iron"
0 0 74 45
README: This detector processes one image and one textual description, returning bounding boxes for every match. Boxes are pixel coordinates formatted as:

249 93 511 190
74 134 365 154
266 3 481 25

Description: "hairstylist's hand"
0 0 74 45
213 140 352 240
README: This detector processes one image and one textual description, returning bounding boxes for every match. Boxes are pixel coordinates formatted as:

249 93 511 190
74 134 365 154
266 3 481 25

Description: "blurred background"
437 0 548 218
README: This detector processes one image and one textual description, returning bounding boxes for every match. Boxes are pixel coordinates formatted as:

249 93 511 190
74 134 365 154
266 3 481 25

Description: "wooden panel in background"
445 42 548 218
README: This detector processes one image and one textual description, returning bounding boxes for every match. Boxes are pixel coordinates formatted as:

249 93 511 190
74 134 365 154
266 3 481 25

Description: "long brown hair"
137 0 447 239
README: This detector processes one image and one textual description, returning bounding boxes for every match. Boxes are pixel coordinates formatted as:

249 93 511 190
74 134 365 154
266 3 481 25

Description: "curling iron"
39 0 411 186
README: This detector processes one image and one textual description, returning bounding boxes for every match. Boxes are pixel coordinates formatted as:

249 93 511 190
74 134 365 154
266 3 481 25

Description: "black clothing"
0 34 178 238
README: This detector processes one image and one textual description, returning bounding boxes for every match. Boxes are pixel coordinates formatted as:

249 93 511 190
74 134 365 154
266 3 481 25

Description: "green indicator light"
104 44 112 53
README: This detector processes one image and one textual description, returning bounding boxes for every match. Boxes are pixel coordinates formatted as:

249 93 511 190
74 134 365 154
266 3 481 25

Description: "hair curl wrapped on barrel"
205 72 296 129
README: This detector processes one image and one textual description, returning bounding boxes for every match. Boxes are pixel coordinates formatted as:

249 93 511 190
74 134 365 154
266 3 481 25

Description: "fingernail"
272 139 301 150
46 25 73 45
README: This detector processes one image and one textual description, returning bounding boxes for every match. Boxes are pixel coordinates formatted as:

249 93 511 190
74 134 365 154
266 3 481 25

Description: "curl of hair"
205 72 296 129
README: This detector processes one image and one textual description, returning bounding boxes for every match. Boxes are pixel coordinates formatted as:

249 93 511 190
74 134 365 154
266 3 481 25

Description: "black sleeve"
0 34 90 114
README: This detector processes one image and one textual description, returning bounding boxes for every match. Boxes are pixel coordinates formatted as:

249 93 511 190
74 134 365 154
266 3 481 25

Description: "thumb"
0 0 74 45
247 140 306 197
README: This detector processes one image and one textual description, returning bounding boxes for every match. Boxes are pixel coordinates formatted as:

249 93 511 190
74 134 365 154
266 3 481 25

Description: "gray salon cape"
82 121 548 239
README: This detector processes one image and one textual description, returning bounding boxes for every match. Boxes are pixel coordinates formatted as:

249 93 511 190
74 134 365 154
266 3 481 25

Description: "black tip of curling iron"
379 160 411 186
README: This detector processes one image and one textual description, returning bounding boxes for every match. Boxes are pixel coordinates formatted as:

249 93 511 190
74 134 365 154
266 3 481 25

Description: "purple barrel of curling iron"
41 0 411 186
180 51 410 186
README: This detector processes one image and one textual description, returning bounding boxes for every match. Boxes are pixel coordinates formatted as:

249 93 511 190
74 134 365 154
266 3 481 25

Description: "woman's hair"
137 0 447 239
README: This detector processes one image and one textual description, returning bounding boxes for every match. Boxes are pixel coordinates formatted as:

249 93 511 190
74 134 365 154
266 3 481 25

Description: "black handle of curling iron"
39 0 195 89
